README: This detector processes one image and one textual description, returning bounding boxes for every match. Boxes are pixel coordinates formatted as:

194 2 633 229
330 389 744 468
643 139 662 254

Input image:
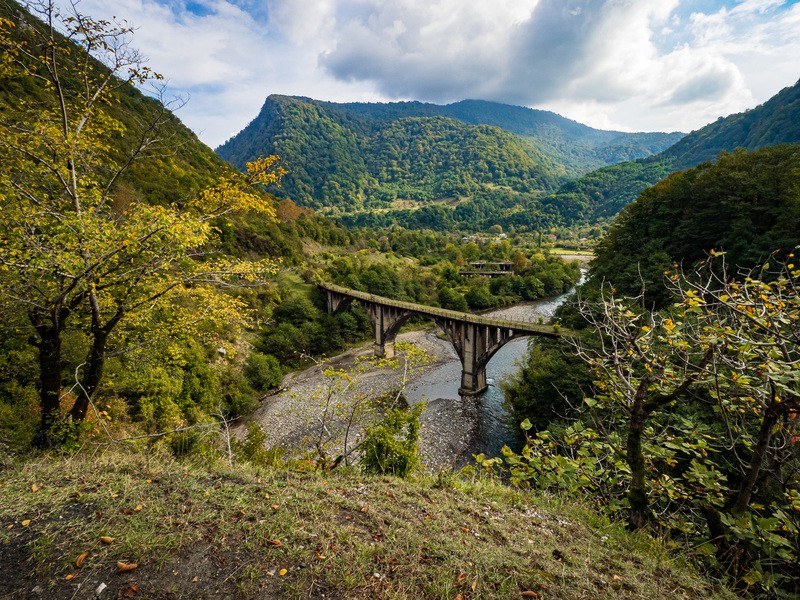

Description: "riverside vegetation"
0 1 798 598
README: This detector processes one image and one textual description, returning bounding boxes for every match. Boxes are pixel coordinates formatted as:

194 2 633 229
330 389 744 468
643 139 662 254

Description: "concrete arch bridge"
320 282 564 397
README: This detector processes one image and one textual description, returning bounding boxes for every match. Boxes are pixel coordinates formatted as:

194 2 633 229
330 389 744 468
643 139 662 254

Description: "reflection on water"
406 274 585 459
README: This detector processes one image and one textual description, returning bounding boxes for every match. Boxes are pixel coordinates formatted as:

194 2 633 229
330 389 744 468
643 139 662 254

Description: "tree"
561 253 798 590
573 286 718 530
0 2 284 445
499 254 800 593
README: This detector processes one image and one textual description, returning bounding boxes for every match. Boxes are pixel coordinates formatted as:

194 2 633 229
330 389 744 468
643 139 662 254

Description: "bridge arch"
321 283 562 396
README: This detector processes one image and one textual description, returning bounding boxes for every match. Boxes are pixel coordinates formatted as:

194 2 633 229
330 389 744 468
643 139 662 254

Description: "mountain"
0 0 229 206
215 95 681 224
589 144 800 307
318 98 684 178
543 78 800 225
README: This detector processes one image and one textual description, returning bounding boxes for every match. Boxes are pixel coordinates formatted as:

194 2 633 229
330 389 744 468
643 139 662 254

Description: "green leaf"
742 568 763 586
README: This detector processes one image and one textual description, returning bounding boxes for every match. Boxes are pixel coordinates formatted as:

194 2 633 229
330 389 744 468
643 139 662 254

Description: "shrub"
245 352 283 392
360 404 424 478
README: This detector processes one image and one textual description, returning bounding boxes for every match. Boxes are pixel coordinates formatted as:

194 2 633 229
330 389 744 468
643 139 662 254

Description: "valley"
1 1 799 598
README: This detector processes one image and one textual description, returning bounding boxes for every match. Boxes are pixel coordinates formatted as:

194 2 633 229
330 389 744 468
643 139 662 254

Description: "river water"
405 277 584 460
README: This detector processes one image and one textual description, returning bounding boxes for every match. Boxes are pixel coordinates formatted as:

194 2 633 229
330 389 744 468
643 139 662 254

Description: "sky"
58 0 800 148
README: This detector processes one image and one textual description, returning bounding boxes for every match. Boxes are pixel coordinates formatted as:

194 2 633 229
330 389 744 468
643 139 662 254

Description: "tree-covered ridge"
589 145 800 306
366 117 558 200
215 94 682 216
543 78 800 226
217 95 559 212
322 97 683 178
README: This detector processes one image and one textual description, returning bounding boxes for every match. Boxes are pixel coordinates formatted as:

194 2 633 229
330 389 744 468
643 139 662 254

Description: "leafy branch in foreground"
495 251 800 595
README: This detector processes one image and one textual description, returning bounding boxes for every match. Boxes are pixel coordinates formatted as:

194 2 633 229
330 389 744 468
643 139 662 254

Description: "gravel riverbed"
244 328 492 472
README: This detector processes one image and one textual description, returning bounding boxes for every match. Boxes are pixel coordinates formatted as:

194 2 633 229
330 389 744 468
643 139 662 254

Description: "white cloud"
50 0 800 146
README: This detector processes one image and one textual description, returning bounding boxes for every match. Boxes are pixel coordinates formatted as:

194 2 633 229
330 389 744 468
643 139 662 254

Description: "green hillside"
320 98 683 178
215 95 681 226
0 0 230 204
543 78 800 225
216 95 563 214
590 144 800 305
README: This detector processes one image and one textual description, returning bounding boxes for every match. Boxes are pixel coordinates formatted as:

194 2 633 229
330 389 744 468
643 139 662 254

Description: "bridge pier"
367 303 413 359
440 320 522 396
441 321 489 396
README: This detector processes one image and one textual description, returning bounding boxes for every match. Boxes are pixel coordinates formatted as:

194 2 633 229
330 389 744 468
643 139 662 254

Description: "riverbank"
246 327 490 471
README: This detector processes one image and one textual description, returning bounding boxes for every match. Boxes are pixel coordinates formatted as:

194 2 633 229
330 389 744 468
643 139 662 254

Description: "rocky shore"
245 328 493 472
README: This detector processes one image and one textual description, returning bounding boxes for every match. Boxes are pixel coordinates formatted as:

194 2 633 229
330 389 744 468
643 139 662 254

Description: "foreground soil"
0 450 735 600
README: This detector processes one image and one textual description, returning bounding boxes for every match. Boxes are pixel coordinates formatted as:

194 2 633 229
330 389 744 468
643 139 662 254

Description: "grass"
0 449 736 599
549 247 595 257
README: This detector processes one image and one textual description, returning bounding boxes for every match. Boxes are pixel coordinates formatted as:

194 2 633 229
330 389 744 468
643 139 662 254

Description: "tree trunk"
32 324 63 447
732 400 782 514
626 401 650 530
68 329 108 422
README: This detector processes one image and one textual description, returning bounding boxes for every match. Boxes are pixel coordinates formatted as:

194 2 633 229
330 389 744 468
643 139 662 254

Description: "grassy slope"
0 450 735 599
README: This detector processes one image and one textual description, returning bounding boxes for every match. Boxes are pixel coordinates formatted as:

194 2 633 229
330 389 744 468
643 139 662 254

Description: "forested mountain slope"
543 78 800 225
590 144 800 306
215 95 681 218
0 0 230 204
325 98 683 177
216 95 562 212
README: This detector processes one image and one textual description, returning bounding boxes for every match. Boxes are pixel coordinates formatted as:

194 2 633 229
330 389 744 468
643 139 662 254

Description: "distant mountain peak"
215 95 684 223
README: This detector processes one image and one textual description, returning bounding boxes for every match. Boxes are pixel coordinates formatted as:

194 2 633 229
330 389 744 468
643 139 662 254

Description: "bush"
235 420 285 467
360 404 424 478
245 352 283 392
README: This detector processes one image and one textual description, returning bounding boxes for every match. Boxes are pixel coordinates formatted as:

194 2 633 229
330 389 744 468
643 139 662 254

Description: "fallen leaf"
65 573 76 581
455 595 463 600
458 572 467 581
100 536 115 544
315 553 326 561
472 580 477 591
117 561 138 573
30 484 39 493
122 585 138 598
192 576 199 583
134 505 143 512
269 539 282 547
75 551 89 567
278 568 287 577
521 592 539 598
146 479 152 484
271 503 279 510
21 519 30 526
360 506 368 513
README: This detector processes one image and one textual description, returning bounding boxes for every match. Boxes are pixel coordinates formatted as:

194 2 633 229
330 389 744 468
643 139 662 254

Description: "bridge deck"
320 282 561 337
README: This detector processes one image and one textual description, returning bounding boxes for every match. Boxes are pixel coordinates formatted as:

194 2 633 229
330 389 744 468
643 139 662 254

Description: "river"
405 276 584 462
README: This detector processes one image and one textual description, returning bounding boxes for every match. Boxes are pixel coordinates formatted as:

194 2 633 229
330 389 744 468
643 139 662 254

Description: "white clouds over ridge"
60 0 800 147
